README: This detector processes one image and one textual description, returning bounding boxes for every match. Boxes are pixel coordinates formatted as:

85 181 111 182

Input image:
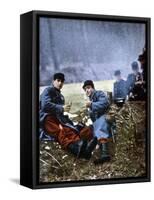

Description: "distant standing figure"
138 48 146 83
138 48 147 99
126 61 144 100
113 70 127 100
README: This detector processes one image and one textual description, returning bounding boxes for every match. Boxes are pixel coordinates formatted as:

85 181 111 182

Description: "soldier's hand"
85 101 92 108
63 104 71 112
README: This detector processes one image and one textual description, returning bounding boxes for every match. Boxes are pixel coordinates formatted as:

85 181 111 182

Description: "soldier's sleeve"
113 82 117 99
40 88 64 114
123 80 127 97
126 74 132 94
91 91 109 113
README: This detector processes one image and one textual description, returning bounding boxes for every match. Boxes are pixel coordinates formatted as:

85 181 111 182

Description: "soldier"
40 73 97 159
126 61 144 100
138 48 147 99
113 70 127 101
82 80 112 164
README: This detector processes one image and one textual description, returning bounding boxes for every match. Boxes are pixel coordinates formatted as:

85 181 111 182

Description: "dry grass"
39 100 146 183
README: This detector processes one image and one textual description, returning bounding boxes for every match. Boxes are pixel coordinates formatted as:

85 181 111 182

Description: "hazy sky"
39 17 145 85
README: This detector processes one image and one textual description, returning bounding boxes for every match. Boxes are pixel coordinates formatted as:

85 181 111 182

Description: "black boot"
80 137 97 160
94 143 111 164
68 140 87 158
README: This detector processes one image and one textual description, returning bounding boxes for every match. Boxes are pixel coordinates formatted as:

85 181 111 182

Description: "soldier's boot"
68 140 87 158
94 142 111 164
80 137 97 160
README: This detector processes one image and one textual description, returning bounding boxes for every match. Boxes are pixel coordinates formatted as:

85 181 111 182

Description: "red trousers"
44 116 93 149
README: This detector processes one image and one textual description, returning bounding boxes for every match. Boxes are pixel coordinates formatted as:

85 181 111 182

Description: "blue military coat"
39 86 78 139
113 79 127 100
126 73 136 94
88 90 111 140
126 72 145 100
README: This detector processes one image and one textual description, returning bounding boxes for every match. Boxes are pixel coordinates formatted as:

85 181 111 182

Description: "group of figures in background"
39 47 147 165
113 48 147 103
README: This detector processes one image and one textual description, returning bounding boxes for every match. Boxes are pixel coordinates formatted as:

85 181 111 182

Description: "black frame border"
20 10 151 189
